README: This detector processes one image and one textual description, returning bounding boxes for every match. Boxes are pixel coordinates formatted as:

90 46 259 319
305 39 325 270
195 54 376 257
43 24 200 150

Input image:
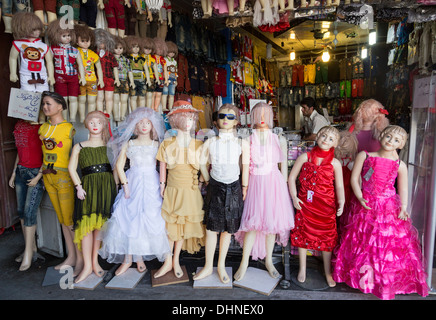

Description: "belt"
81 163 112 177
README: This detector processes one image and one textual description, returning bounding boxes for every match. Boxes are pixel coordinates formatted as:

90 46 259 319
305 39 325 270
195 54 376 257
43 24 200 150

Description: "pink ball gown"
332 152 429 300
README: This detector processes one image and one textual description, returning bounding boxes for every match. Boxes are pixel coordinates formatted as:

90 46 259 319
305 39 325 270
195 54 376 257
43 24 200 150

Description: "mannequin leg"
118 29 125 38
331 0 340 5
116 255 132 276
308 0 315 7
108 27 117 36
87 95 97 115
146 92 153 109
234 230 256 281
168 95 175 110
193 230 218 281
322 251 336 287
3 15 12 33
34 10 45 24
153 92 162 112
96 91 105 112
154 239 174 278
201 0 212 18
227 0 234 16
285 0 294 10
113 93 120 122
297 247 307 282
68 96 78 122
239 0 246 13
19 225 36 271
74 232 93 283
55 224 78 270
15 220 26 263
130 95 138 112
138 96 146 108
259 0 266 12
47 11 57 24
92 230 104 276
265 234 280 278
161 94 168 111
300 0 307 8
78 96 87 123
173 239 184 278
278 0 285 13
104 91 114 116
135 255 146 273
217 232 232 283
120 93 129 120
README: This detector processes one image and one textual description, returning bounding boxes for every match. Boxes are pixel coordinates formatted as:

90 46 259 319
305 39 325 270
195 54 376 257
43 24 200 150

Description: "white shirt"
304 110 330 135
208 133 242 184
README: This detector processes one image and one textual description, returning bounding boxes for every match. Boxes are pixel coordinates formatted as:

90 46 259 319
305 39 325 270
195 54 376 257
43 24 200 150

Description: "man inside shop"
300 96 330 141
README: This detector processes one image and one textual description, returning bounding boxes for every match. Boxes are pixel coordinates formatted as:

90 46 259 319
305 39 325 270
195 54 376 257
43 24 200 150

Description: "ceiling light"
322 49 330 62
323 31 330 39
290 32 296 40
290 49 296 61
369 29 377 45
361 46 368 59
322 21 330 29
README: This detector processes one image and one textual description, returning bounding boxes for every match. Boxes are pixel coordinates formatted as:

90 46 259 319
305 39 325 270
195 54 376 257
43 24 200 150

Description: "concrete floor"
0 225 434 305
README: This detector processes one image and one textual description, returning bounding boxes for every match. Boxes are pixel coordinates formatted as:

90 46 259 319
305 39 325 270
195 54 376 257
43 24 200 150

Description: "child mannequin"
151 38 168 112
32 0 57 25
10 12 55 123
142 37 155 109
332 125 429 300
95 29 119 119
113 36 135 122
194 104 249 284
68 111 117 283
38 91 78 272
46 19 86 122
99 107 170 276
75 24 105 123
288 125 344 287
154 100 205 279
349 99 389 153
125 35 148 112
162 41 177 111
234 102 294 281
9 120 44 271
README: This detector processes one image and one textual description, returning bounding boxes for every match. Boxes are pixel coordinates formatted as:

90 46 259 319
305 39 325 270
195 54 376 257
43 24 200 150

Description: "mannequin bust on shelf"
75 24 105 123
234 102 294 282
288 125 345 287
154 100 205 279
68 111 117 283
46 19 86 122
194 103 249 284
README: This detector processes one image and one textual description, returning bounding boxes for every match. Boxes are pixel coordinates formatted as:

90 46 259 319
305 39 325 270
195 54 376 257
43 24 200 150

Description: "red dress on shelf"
291 147 337 252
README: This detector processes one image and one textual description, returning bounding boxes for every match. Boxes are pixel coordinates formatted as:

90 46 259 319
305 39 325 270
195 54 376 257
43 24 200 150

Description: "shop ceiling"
172 0 372 60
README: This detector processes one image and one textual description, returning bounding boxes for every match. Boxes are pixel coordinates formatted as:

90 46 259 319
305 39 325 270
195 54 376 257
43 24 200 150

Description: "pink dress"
213 0 239 14
332 153 429 300
234 130 294 260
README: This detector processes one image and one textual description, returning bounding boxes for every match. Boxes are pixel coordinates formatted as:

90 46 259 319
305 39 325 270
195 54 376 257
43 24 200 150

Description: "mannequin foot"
136 260 146 273
297 269 306 283
265 261 280 279
217 265 230 284
15 252 24 263
153 259 172 278
93 262 105 277
115 262 132 276
19 252 33 271
193 266 213 281
54 257 76 271
173 261 184 278
234 261 248 281
326 274 336 287
74 266 93 283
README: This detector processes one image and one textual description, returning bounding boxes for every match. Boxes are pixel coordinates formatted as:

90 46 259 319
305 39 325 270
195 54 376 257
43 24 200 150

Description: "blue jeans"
163 79 176 96
2 0 28 14
14 166 44 226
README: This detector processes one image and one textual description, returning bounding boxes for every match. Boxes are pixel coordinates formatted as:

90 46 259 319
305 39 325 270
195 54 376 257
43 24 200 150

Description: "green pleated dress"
73 146 117 250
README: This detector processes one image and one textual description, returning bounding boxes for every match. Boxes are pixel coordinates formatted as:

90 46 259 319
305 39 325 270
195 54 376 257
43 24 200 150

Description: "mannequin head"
47 19 77 46
316 126 340 150
124 36 142 55
94 28 115 53
217 103 239 130
41 91 67 118
84 111 110 143
168 100 200 133
352 99 389 139
134 117 158 138
166 41 178 58
334 130 358 160
251 102 273 129
379 125 408 150
113 36 126 57
11 12 43 40
152 38 168 57
74 24 95 50
142 37 155 55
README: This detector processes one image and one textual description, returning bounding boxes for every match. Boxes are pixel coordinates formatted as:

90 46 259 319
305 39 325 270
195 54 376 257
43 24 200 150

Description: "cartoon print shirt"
78 48 99 82
13 38 49 77
51 44 79 76
151 55 166 81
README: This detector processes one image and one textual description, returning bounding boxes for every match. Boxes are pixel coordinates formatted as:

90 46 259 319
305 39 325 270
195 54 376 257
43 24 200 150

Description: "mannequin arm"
168 10 172 27
128 71 136 88
397 161 409 220
143 63 151 86
8 155 19 188
153 61 160 85
287 152 308 210
332 158 345 216
158 7 163 23
98 0 104 9
241 138 250 200
350 151 371 210
95 60 105 88
116 143 130 198
124 0 131 7
279 135 288 180
114 67 120 86
9 46 19 83
199 138 210 183
159 161 167 197
76 56 86 86
164 61 169 86
45 50 56 85
68 143 86 200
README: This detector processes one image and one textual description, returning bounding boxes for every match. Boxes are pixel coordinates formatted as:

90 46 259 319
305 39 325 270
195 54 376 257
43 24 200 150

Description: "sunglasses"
218 113 236 120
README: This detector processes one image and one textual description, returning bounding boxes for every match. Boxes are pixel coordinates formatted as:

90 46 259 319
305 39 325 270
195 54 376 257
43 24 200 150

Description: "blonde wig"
379 125 408 149
352 99 389 140
84 111 111 144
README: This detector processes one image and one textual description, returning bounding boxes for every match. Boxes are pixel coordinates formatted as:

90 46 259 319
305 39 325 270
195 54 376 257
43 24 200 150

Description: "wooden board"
150 265 189 287
193 267 233 289
105 268 146 290
233 267 281 296
73 271 107 290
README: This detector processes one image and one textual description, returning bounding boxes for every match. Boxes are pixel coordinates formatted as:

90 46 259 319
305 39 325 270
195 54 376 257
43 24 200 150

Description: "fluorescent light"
290 50 296 61
361 47 368 59
369 30 376 45
323 31 330 39
290 32 295 40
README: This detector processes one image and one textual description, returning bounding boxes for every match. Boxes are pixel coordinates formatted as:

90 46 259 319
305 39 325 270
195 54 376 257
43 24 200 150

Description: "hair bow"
379 108 389 115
